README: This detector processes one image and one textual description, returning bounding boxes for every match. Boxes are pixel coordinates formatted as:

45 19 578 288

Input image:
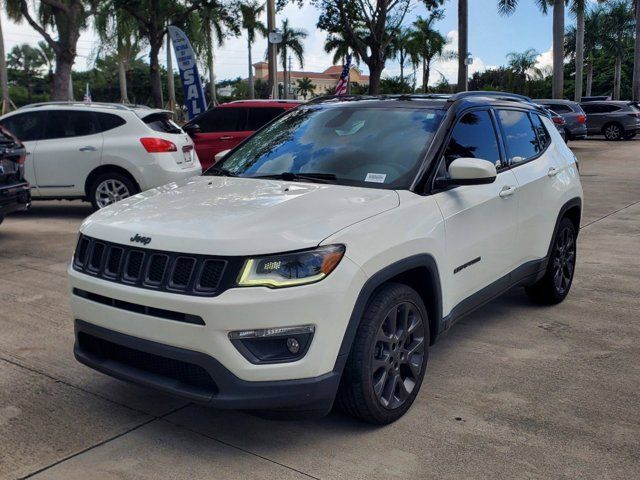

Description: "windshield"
208 105 444 189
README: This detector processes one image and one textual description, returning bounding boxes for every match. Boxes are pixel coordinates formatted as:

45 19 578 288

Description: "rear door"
496 109 564 265
581 103 609 133
33 110 103 197
187 107 246 169
433 109 520 311
0 111 46 194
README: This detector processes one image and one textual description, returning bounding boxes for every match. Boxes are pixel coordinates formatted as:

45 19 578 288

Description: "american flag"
334 55 352 96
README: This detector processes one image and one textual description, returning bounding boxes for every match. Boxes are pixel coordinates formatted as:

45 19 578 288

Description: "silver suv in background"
580 101 640 140
535 99 587 141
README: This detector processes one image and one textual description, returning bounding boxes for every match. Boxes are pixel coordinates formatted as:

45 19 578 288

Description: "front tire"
603 123 623 141
337 283 429 424
526 217 577 305
89 172 138 210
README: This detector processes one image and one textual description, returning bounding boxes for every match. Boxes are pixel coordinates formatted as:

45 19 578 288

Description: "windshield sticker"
365 173 387 183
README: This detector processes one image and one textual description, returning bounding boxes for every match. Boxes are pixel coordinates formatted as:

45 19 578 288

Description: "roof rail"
306 93 453 104
449 91 534 103
18 101 152 111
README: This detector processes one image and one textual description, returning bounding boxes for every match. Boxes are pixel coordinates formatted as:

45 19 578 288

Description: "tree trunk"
248 38 255 99
118 59 129 103
0 14 10 114
422 59 428 93
207 29 217 106
399 53 404 86
552 0 565 99
457 0 468 92
425 63 431 92
586 59 593 96
282 46 288 99
574 7 585 102
614 56 622 100
149 39 163 108
52 53 74 101
368 61 384 95
633 0 640 101
166 33 176 112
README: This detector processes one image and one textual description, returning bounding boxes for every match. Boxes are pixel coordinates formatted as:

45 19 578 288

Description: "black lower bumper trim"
74 319 341 412
0 182 30 215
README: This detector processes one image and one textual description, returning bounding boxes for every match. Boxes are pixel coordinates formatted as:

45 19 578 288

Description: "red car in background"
183 100 303 170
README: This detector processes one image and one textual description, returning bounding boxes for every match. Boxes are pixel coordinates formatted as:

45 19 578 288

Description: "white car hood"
81 176 400 255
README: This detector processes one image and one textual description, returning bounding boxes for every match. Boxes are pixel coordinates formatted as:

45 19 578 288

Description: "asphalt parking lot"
1 138 639 479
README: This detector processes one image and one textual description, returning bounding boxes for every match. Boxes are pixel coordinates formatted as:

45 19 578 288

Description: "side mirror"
183 123 201 135
434 157 497 188
214 149 231 163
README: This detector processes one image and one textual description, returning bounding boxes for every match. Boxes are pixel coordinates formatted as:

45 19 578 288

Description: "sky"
0 1 596 87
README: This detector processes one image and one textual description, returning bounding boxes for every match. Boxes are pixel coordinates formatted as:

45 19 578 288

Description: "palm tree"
35 40 55 95
324 30 362 66
296 77 316 99
601 0 634 100
277 19 307 99
240 1 266 100
457 0 468 91
409 11 447 93
631 0 639 101
571 0 587 102
0 12 11 114
390 27 413 86
499 0 565 99
507 48 542 94
8 44 44 103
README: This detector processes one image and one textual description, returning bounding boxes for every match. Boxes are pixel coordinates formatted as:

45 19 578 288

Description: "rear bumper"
567 124 587 140
74 319 341 412
0 182 30 216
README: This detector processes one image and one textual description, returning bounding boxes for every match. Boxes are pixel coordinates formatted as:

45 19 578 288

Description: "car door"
581 103 605 133
433 109 519 312
187 107 246 169
496 109 564 265
0 111 46 195
33 110 103 197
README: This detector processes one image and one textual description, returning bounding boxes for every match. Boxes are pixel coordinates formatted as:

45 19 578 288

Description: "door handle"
79 146 97 152
547 166 560 177
219 136 234 140
499 185 517 198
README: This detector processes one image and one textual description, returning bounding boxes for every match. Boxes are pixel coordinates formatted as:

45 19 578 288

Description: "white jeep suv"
68 93 583 424
0 102 201 209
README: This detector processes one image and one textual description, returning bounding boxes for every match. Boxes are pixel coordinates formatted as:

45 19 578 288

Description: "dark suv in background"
0 125 30 225
535 99 587 141
580 101 640 140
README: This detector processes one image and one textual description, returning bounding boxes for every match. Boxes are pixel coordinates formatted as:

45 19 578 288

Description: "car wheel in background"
337 283 429 425
526 217 577 305
89 172 138 210
603 123 623 141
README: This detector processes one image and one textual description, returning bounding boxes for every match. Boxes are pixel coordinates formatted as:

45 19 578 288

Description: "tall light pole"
266 0 278 99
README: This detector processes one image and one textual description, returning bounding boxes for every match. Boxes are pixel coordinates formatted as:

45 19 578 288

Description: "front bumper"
0 182 30 216
74 319 341 412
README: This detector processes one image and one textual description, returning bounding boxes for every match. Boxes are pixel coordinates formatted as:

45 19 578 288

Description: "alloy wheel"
95 179 131 208
604 124 621 140
371 301 425 410
552 225 576 295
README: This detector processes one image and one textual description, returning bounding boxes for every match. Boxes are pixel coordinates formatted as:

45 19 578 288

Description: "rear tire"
89 172 138 210
336 283 429 424
603 123 623 141
526 218 577 305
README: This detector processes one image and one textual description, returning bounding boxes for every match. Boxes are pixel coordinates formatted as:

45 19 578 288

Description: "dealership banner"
168 26 207 119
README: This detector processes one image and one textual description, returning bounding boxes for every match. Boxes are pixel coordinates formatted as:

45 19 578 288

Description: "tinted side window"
530 114 551 149
43 111 100 139
1 112 46 142
444 110 502 169
143 113 182 134
95 112 126 132
545 104 572 114
196 108 245 133
581 104 598 114
246 108 285 130
600 104 621 113
497 110 542 164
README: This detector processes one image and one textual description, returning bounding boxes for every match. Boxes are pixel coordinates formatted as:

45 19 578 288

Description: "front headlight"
237 245 345 288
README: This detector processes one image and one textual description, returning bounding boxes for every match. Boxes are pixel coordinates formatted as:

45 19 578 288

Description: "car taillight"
577 114 587 124
140 137 177 153
552 116 565 125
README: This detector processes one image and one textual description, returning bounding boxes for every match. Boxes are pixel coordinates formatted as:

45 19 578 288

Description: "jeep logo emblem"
130 234 152 245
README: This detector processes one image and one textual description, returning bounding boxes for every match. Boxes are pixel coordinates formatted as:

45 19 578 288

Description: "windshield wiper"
253 172 337 184
207 166 237 177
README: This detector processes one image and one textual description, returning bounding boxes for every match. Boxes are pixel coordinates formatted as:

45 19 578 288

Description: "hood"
81 176 399 255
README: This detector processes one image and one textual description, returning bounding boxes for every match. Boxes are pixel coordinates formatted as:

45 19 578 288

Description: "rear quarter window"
143 113 183 134
96 112 126 132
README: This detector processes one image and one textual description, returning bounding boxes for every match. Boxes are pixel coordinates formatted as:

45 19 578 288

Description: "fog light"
286 337 300 354
229 325 315 364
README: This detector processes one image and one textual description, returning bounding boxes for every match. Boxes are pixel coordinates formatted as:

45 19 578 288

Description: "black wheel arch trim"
333 254 443 374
